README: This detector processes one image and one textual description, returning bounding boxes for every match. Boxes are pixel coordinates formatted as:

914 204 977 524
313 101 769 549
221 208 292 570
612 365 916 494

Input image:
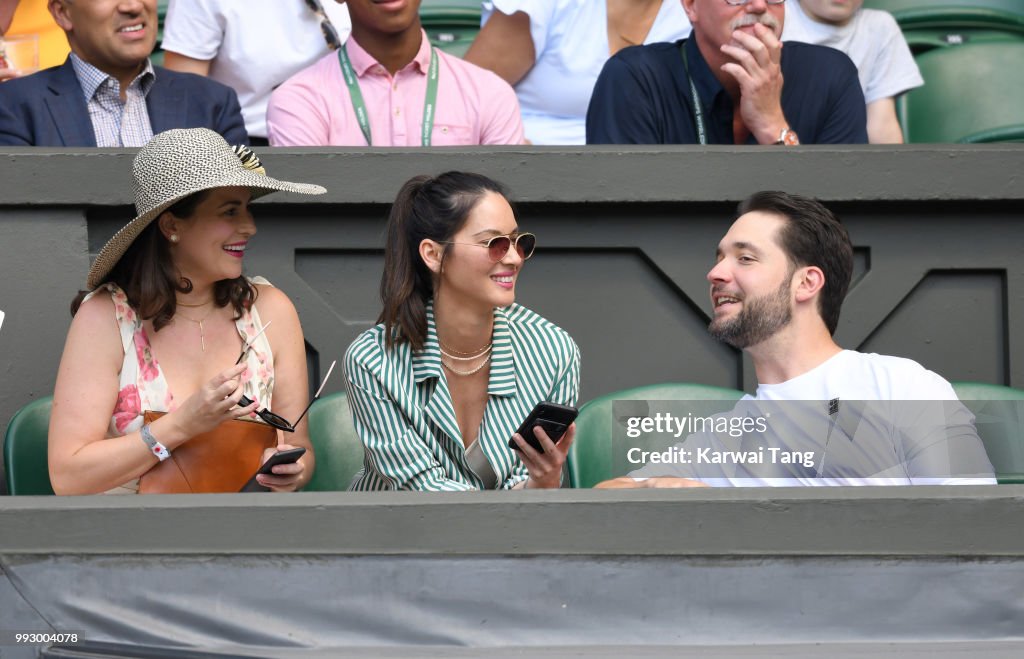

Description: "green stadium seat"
568 383 745 489
864 1 1024 20
304 391 365 491
864 2 1024 54
421 0 482 57
952 382 1024 484
4 396 55 495
899 29 1024 55
901 41 1024 142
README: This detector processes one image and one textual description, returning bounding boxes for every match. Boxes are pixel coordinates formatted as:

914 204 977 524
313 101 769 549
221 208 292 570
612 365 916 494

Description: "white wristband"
140 423 171 462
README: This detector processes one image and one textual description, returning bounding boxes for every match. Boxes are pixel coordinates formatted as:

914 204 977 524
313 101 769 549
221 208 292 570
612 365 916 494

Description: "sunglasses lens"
259 410 292 432
516 234 536 260
487 236 512 262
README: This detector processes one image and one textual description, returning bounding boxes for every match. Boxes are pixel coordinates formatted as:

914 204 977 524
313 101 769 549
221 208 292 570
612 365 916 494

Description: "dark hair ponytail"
379 175 433 351
378 171 508 350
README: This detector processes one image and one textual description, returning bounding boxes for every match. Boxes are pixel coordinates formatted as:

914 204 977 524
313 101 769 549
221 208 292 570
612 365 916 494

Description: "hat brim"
86 171 326 290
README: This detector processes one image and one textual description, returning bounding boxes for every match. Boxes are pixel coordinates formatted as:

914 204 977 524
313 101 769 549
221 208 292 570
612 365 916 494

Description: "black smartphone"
508 402 579 454
239 447 307 493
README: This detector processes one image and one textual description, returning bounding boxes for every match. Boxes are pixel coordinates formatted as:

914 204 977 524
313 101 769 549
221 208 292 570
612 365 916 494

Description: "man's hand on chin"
720 23 788 145
594 477 710 489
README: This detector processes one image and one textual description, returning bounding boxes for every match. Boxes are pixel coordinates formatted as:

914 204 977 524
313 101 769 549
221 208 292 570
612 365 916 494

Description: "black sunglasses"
234 328 337 432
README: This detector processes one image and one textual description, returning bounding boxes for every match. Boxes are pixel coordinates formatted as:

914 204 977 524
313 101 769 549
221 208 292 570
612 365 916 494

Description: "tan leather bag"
138 411 277 494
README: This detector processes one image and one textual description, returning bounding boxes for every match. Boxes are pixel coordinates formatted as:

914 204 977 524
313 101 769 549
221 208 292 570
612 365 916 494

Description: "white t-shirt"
781 0 922 104
483 0 690 145
162 0 352 138
630 351 996 486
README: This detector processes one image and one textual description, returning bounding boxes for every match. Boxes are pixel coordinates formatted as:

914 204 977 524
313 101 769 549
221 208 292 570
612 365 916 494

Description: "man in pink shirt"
267 0 524 146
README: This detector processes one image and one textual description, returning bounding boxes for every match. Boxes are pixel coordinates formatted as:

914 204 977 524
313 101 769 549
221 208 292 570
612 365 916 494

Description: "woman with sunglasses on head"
345 172 580 491
49 128 326 495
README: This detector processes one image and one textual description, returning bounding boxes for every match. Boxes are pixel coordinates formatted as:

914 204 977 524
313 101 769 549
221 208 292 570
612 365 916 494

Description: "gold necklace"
442 354 491 376
440 344 492 361
438 338 492 358
176 298 214 308
175 307 216 352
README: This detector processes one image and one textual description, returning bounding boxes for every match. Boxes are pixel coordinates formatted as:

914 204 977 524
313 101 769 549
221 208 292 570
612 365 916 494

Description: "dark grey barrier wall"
2 146 1024 491
1 488 1023 655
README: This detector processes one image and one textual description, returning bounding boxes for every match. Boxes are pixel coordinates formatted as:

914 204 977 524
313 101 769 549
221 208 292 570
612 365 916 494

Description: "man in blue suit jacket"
0 0 247 146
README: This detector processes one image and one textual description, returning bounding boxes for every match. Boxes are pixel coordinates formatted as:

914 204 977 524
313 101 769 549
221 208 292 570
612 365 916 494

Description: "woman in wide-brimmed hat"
49 128 327 495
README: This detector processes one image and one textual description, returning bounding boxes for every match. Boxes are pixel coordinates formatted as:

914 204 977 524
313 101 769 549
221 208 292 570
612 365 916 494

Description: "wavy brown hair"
71 190 257 329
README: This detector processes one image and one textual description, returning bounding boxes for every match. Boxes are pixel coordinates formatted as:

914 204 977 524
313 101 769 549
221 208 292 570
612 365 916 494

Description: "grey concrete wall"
2 486 1021 556
1 488 1023 654
2 146 1024 492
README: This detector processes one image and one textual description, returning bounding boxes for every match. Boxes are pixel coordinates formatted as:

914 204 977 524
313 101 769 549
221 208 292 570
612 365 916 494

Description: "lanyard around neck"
679 42 707 146
337 44 439 147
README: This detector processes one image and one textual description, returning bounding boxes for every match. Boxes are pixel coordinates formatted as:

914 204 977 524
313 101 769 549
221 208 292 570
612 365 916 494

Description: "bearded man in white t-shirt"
598 191 995 488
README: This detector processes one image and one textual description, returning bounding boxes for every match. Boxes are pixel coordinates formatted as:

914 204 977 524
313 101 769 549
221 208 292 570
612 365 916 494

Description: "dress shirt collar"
70 52 156 100
346 28 433 77
413 300 517 397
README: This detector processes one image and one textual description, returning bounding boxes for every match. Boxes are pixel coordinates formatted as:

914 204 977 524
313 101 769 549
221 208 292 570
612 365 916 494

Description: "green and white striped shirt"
345 302 580 491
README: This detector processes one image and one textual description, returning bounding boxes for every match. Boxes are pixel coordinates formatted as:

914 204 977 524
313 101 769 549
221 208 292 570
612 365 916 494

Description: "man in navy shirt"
586 0 867 145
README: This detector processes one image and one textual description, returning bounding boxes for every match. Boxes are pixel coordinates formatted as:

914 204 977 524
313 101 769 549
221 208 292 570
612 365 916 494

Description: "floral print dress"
84 280 275 494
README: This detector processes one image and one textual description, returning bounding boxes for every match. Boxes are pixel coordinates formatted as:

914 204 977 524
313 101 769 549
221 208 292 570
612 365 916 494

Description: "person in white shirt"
162 0 352 145
465 0 691 145
598 191 995 488
781 0 922 144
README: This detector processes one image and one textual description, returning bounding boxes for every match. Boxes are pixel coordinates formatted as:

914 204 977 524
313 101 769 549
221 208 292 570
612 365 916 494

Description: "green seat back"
952 382 1024 484
864 1 1024 20
902 29 1024 57
901 41 1024 142
421 0 482 57
890 7 1024 31
864 2 1024 55
568 383 745 489
3 397 55 495
305 391 364 491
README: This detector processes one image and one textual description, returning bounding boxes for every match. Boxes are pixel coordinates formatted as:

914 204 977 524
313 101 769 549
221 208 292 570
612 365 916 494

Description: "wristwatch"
774 127 800 146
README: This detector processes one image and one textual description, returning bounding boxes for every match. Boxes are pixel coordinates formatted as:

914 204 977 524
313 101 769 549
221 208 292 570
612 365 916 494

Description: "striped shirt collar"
413 301 517 397
70 52 156 101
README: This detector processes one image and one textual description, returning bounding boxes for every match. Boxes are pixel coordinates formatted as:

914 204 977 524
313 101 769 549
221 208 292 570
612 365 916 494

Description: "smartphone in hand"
239 447 306 492
508 402 578 454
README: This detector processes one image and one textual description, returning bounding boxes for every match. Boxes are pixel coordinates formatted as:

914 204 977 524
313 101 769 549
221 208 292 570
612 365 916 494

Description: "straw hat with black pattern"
86 128 327 290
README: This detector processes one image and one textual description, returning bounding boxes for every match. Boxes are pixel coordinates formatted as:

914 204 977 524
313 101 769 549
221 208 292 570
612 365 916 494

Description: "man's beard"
708 279 792 349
